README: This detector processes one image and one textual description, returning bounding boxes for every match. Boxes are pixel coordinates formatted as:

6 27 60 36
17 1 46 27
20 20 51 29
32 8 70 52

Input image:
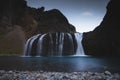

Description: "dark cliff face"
0 0 27 26
0 0 76 37
82 0 120 56
0 0 27 34
36 9 76 34
0 0 76 55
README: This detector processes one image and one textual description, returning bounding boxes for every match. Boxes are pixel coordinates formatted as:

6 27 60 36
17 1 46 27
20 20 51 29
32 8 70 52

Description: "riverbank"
0 70 120 80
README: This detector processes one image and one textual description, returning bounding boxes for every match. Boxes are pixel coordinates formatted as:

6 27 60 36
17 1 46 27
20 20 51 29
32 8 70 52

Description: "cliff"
82 0 120 56
0 0 76 55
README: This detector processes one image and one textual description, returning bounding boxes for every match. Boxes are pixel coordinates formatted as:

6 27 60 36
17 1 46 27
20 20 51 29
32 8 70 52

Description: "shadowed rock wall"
82 0 120 56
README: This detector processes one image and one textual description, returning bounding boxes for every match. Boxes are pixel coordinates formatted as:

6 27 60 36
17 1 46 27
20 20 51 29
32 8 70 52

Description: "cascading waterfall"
24 34 40 56
67 33 74 53
49 33 54 56
74 33 85 56
58 33 64 56
24 32 85 56
37 34 46 56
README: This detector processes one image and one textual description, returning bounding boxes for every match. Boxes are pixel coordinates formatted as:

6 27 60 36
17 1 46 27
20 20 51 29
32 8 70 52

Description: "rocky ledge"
0 70 120 80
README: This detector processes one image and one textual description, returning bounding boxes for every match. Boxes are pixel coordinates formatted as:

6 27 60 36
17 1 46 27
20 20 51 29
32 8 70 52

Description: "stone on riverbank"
0 70 120 80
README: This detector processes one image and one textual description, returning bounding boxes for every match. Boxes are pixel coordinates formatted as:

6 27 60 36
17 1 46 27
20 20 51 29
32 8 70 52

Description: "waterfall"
23 37 32 56
58 33 64 56
24 34 40 56
24 32 85 56
67 33 74 52
74 33 85 56
37 34 46 56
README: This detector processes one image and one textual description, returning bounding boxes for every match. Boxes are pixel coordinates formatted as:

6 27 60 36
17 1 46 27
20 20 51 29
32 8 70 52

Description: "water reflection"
0 56 120 73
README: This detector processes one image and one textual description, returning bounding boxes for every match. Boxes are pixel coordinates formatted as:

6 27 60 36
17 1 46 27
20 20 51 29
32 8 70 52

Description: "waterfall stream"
74 33 85 56
37 34 46 56
24 32 85 56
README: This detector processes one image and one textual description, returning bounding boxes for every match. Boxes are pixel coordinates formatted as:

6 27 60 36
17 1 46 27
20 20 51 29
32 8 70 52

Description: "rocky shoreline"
0 70 120 80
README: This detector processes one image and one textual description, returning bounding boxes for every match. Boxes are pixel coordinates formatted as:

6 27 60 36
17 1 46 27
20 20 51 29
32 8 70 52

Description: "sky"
26 0 110 33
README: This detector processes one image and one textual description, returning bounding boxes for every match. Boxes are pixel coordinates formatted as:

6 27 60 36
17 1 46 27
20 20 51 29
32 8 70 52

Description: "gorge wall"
82 0 120 56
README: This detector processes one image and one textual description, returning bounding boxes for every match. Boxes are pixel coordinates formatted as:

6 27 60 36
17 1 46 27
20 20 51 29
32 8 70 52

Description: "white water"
74 33 85 56
24 32 85 56
24 34 40 56
49 33 54 56
58 33 64 56
37 34 46 56
67 33 74 52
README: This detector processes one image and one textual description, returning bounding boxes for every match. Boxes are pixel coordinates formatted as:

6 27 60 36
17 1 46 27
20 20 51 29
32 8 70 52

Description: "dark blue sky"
26 0 110 32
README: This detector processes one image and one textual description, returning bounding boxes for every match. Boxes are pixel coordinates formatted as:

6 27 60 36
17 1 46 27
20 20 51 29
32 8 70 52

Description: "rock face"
36 9 76 34
82 0 120 56
0 0 76 55
0 0 76 38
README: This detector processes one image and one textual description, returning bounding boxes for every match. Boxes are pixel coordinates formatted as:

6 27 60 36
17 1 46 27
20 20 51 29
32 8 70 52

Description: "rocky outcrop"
0 0 76 38
82 0 120 56
36 9 76 34
0 0 76 55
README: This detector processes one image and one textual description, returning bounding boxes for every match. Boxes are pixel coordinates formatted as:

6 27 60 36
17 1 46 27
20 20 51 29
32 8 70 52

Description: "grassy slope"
0 26 25 56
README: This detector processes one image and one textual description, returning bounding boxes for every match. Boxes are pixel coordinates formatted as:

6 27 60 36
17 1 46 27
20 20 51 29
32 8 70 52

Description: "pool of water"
0 56 120 73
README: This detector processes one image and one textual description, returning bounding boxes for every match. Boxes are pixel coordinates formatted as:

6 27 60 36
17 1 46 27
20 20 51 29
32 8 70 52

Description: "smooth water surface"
0 56 120 73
